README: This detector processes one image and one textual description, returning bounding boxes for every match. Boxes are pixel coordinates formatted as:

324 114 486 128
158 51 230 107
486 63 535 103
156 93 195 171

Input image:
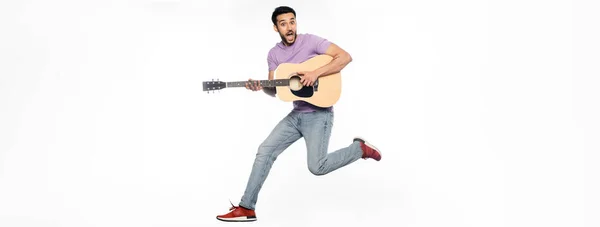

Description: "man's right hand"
245 78 262 91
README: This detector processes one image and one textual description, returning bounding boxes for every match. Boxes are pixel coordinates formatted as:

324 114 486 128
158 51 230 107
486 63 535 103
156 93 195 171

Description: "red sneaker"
354 137 382 161
216 201 257 222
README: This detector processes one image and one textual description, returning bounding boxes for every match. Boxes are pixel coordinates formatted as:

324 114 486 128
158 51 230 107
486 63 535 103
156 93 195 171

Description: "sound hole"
289 75 303 91
288 74 314 98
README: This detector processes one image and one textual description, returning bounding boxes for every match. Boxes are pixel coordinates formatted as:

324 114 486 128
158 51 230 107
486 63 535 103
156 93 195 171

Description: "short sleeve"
267 50 278 71
310 34 332 54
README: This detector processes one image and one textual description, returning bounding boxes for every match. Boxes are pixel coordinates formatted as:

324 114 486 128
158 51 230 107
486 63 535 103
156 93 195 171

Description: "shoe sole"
354 137 382 160
216 216 257 222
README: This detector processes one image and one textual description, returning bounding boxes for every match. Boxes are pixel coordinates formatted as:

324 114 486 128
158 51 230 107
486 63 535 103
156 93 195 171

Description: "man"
216 6 382 222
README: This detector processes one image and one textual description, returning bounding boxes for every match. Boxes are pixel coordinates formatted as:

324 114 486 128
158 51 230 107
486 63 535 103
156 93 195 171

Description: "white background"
1 0 598 226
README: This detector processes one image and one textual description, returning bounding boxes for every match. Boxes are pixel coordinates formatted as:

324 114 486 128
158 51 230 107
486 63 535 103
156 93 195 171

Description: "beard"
280 30 297 45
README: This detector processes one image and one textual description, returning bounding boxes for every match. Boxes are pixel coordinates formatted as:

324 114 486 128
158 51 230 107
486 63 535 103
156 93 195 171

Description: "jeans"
238 109 363 210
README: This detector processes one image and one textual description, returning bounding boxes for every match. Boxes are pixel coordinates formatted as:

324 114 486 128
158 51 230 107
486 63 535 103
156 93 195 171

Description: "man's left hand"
298 71 319 86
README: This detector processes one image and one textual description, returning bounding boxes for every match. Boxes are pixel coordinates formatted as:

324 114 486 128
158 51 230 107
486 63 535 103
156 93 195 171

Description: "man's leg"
238 112 302 210
299 110 364 175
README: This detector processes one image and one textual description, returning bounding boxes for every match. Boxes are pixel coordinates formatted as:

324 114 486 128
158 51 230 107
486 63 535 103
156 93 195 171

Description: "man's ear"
273 25 278 32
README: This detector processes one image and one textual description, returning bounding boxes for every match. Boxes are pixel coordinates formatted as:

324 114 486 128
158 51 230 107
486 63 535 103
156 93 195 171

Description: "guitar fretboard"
226 79 289 88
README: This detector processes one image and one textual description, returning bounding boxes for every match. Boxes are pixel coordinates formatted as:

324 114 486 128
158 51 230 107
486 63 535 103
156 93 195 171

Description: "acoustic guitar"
202 54 341 108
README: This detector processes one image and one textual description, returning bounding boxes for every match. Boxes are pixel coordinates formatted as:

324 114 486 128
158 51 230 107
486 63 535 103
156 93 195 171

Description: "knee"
255 144 276 162
308 164 326 176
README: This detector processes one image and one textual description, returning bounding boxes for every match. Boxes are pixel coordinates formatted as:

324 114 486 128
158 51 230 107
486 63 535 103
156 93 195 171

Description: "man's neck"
281 40 294 46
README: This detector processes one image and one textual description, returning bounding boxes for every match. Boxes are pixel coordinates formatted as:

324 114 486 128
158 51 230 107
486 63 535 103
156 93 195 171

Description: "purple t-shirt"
267 33 333 112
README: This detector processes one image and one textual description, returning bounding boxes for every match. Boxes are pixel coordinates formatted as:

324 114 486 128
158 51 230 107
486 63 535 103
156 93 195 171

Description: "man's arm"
314 43 353 77
263 70 276 97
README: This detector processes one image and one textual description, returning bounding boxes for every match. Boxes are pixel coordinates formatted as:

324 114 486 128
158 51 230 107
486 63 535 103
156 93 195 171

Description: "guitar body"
274 55 341 108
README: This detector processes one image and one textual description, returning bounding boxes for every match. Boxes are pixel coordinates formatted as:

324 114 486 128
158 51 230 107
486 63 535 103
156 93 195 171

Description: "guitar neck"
224 79 290 88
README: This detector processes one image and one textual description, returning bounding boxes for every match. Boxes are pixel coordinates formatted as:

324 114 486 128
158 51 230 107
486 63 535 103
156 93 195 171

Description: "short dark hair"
271 6 296 25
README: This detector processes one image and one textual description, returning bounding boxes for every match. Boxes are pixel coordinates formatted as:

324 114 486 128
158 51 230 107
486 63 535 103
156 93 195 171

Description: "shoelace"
228 200 239 211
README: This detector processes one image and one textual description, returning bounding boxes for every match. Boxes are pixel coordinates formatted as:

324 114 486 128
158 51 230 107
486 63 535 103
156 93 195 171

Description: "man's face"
274 13 297 45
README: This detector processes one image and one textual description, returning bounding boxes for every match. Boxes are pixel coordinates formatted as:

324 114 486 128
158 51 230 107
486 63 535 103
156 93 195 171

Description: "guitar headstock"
202 79 225 93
